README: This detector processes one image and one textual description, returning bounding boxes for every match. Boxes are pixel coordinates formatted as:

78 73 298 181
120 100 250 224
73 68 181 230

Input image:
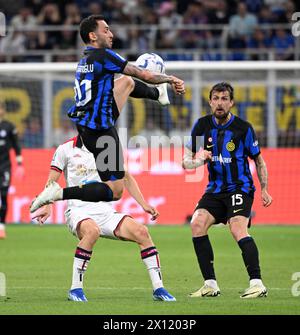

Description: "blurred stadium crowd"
0 0 299 62
0 0 300 148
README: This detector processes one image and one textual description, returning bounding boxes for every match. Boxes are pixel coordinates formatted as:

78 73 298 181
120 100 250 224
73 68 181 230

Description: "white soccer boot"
240 283 268 298
30 181 62 213
157 83 170 106
189 284 220 297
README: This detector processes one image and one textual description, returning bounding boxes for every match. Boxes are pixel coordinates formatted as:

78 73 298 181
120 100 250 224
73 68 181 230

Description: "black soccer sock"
238 236 261 280
130 80 159 100
62 182 113 202
192 235 216 280
0 187 8 222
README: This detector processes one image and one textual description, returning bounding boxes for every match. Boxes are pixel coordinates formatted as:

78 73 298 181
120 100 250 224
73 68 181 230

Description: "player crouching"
31 136 175 302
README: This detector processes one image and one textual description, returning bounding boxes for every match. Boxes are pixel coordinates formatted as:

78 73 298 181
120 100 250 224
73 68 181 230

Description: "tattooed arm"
122 62 185 95
254 154 273 207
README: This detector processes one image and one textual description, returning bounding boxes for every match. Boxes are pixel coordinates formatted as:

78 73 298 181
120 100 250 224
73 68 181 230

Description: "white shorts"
65 207 128 240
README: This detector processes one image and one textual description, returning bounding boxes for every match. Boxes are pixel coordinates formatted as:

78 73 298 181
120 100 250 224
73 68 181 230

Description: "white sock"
70 247 92 290
250 279 263 287
141 246 163 291
205 279 219 289
0 223 5 231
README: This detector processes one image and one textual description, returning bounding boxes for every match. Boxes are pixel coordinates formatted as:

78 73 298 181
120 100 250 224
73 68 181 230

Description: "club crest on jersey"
75 164 88 176
226 140 235 152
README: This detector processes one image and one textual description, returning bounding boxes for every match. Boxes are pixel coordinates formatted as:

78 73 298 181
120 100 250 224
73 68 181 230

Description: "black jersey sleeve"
10 124 22 156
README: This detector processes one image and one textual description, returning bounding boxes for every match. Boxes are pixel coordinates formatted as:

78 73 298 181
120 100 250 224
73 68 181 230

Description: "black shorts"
0 170 11 189
195 191 254 226
76 124 124 182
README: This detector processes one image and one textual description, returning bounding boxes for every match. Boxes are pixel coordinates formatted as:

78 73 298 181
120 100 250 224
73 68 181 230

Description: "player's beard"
213 109 230 120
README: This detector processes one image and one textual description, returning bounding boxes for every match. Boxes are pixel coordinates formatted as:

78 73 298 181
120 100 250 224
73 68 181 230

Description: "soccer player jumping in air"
30 15 185 213
182 82 272 298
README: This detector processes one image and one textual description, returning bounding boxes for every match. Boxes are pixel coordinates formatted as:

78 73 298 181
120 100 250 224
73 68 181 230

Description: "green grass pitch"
0 224 299 315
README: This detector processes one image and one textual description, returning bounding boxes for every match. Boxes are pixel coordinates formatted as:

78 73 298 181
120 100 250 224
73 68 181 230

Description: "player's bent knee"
190 218 208 236
87 225 100 239
125 76 135 90
78 220 100 241
112 188 124 200
132 224 150 243
138 225 150 239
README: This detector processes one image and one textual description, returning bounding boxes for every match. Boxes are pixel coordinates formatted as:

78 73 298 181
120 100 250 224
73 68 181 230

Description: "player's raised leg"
30 131 124 214
115 217 176 301
68 218 100 302
30 76 169 214
229 215 267 298
189 208 220 297
114 75 169 110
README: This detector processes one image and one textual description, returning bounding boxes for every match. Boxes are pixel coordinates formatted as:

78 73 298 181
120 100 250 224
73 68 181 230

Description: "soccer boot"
68 288 88 302
189 284 220 297
240 284 268 299
30 181 62 213
153 287 176 302
0 223 6 239
157 83 170 106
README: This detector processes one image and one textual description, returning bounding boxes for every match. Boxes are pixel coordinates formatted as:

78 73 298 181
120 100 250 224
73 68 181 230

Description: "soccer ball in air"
135 53 165 74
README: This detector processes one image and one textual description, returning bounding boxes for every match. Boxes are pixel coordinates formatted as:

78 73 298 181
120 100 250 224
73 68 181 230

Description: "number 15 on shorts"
231 194 243 206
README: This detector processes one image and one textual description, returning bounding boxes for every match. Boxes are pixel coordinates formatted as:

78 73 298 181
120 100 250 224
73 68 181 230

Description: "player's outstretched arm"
182 148 212 169
124 171 159 221
254 154 273 207
31 169 62 224
31 205 52 225
122 63 185 95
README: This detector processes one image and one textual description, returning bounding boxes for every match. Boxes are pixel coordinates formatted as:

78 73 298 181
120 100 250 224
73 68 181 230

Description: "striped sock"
141 246 163 290
71 246 92 290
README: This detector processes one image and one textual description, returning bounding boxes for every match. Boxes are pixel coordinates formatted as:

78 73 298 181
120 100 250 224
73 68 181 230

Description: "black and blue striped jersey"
68 46 128 130
186 114 260 195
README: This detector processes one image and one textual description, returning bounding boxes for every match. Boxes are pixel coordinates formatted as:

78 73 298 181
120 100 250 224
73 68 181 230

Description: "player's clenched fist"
170 76 185 95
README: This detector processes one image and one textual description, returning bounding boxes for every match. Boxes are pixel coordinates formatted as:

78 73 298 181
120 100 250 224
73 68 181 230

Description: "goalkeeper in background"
0 102 24 239
182 82 272 299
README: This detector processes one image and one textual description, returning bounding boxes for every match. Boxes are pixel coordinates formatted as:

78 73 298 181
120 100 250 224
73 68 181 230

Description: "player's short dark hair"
79 15 105 44
209 82 234 100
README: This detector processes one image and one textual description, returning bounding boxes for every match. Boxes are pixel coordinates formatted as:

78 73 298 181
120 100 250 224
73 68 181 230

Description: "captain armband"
183 152 205 169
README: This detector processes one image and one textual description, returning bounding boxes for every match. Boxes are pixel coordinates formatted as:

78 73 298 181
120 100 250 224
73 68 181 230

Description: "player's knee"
135 224 150 242
229 221 247 241
85 225 100 241
117 75 134 93
191 216 208 235
124 76 135 91
112 187 124 200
